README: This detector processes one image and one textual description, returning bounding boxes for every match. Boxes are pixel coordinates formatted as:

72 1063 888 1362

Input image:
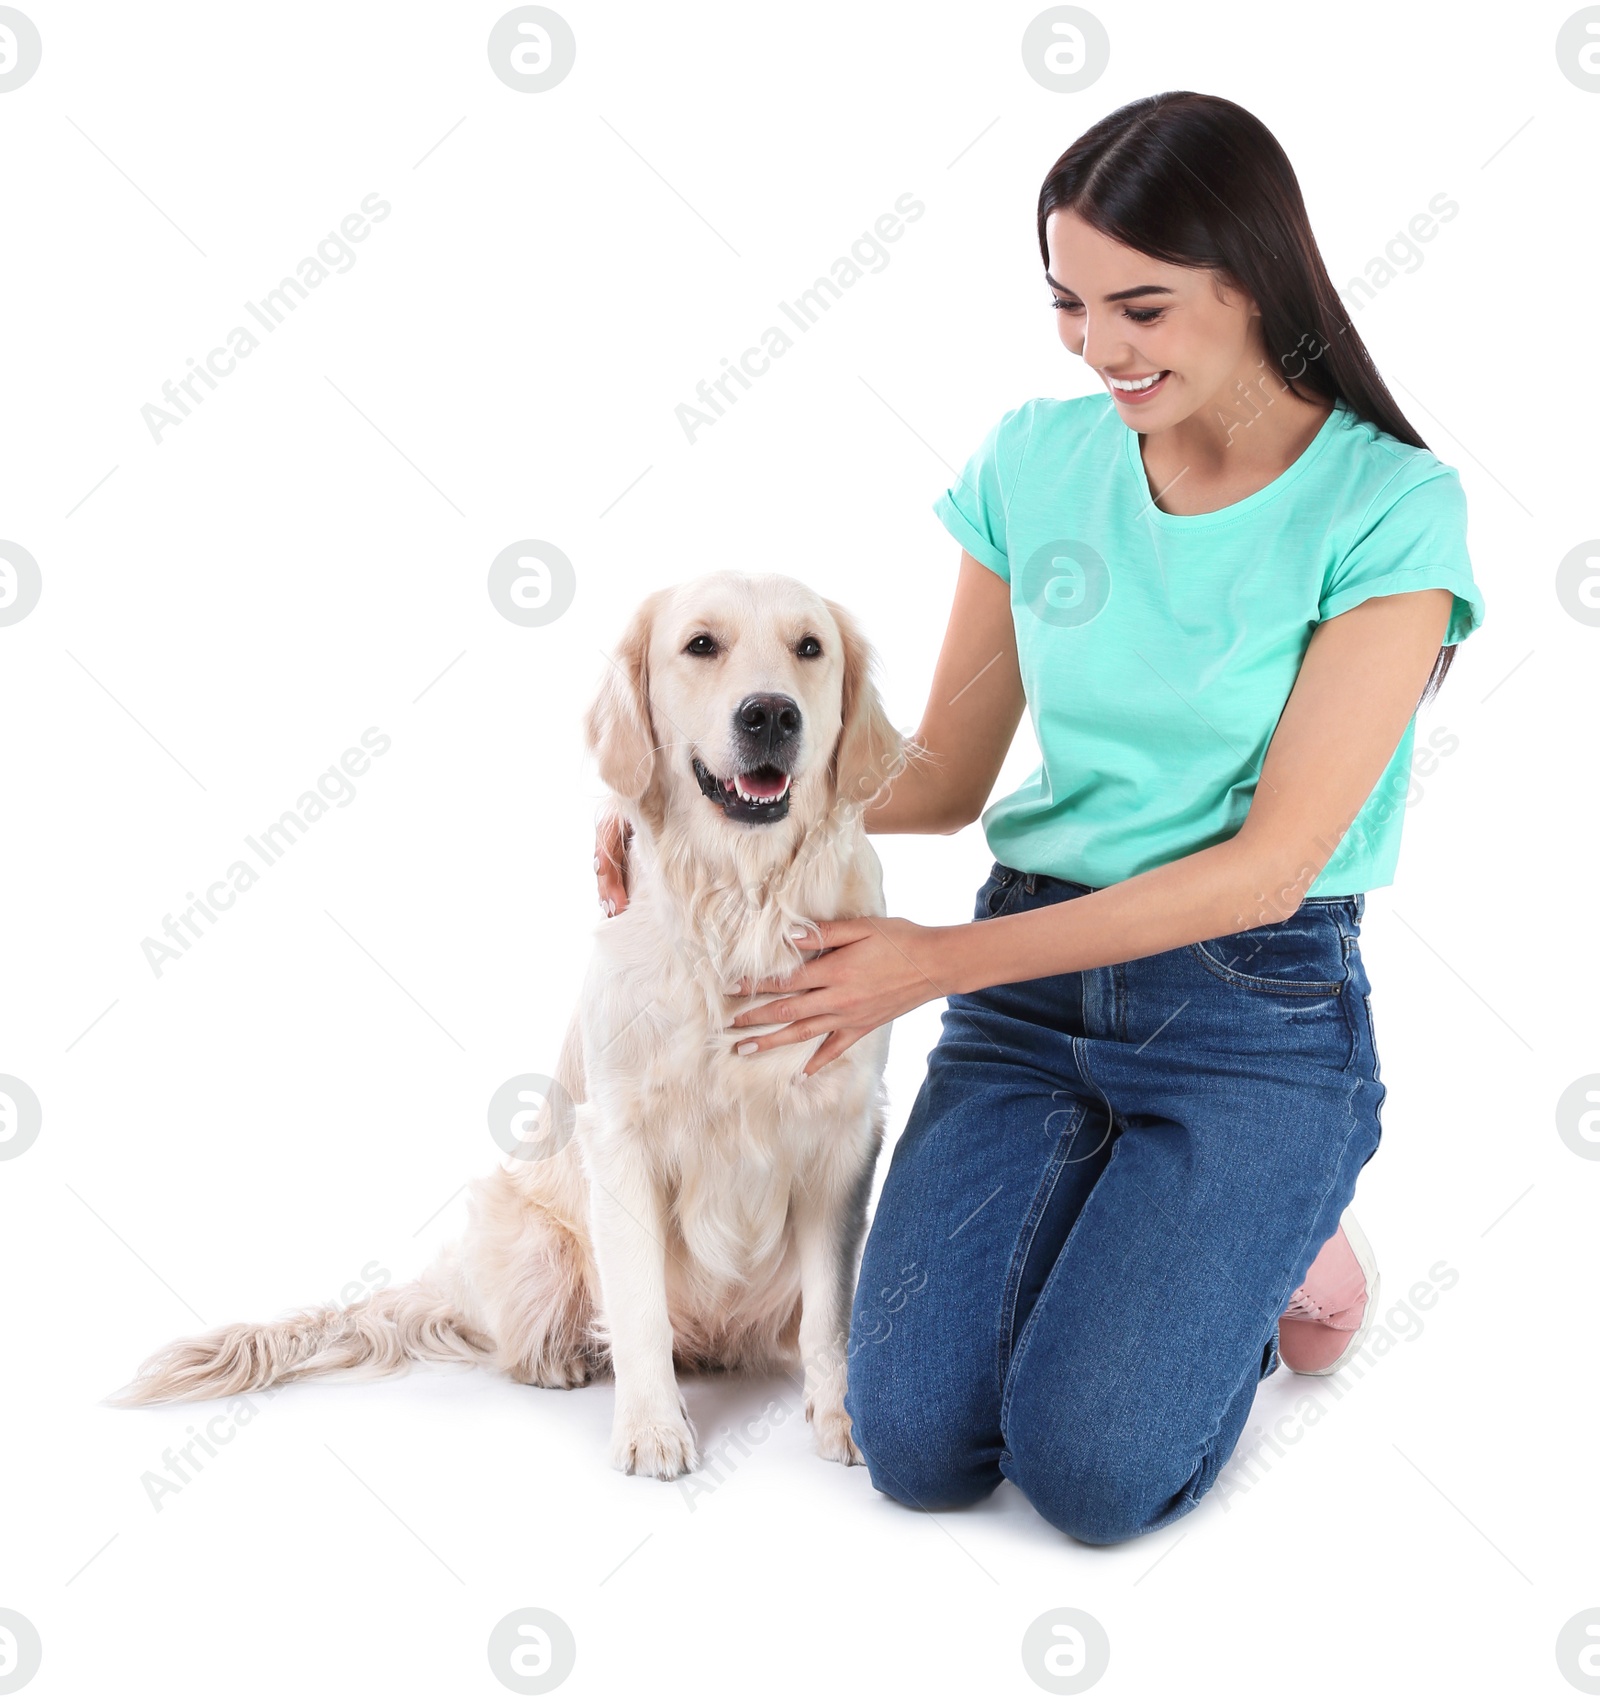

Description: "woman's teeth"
1109 371 1168 391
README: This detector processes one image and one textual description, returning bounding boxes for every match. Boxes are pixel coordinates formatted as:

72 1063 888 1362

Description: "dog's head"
584 573 902 851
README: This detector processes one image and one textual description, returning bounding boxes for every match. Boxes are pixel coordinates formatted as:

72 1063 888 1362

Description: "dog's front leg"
586 1159 699 1480
792 1174 867 1467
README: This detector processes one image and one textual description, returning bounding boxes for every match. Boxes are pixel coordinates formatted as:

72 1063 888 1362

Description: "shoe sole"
1295 1209 1382 1377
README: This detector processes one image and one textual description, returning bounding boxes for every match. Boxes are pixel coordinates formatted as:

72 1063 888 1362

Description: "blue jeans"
844 861 1385 1545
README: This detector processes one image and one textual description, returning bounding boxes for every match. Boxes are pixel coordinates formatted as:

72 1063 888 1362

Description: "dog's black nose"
734 693 801 759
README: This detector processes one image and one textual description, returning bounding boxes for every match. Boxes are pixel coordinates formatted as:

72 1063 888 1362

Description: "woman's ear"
824 597 905 814
584 590 666 803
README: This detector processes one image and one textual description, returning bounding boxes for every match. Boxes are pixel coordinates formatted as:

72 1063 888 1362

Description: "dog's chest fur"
576 843 889 1281
585 878 882 1134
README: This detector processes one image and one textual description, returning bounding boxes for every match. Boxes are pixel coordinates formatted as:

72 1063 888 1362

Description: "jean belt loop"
1023 872 1038 895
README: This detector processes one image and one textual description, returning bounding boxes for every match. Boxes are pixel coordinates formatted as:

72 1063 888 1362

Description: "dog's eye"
684 634 718 657
796 635 822 658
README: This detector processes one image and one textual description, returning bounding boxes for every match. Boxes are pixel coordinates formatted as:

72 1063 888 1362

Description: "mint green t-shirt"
932 394 1486 896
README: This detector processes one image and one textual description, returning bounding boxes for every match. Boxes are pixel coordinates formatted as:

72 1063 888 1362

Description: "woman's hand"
727 916 953 1076
595 807 632 917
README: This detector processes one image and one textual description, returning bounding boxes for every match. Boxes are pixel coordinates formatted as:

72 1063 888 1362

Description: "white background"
2 2 1594 1697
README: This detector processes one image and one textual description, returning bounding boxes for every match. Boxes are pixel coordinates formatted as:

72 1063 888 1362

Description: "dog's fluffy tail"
106 1270 495 1407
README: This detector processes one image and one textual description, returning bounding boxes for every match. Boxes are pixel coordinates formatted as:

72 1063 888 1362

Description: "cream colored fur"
112 572 909 1481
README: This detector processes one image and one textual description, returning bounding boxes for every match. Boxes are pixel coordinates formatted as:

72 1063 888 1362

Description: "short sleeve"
1320 466 1485 646
931 403 1034 583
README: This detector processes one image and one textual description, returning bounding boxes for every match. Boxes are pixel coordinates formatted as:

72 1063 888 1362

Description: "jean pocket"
976 864 1025 920
1188 913 1347 996
990 880 1031 918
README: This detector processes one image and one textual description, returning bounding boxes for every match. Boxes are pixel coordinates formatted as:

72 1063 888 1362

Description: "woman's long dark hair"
1039 91 1454 700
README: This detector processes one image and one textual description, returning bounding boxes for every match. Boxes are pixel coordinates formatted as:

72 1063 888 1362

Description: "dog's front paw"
611 1409 699 1480
809 1402 864 1467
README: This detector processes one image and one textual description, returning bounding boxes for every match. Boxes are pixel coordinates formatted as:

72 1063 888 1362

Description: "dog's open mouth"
692 755 793 824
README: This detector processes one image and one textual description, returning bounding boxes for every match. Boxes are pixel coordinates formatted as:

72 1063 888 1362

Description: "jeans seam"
996 1101 1088 1401
1192 1047 1378 1507
1338 933 1360 1073
999 1125 1126 1438
994 1039 1120 1432
1271 1022 1381 1340
1186 1324 1285 1505
1186 930 1347 997
1072 1034 1117 1135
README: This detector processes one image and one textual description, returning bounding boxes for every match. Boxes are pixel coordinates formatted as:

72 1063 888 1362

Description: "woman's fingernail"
736 1041 758 1056
723 981 742 996
593 855 602 872
787 925 808 939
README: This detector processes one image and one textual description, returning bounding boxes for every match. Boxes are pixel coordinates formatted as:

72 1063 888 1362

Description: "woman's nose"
1077 314 1119 374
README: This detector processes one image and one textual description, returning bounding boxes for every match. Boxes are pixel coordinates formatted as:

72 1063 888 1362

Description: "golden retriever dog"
112 571 908 1480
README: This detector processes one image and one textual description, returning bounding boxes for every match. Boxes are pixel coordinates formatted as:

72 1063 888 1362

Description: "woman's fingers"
731 993 826 1031
728 957 838 1023
595 808 632 916
798 1029 863 1076
733 1020 862 1071
727 959 828 1000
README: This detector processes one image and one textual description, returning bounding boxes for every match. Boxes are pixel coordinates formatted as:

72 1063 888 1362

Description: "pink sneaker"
1276 1211 1381 1375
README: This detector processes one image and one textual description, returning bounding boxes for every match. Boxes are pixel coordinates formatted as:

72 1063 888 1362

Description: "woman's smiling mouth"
1104 369 1171 403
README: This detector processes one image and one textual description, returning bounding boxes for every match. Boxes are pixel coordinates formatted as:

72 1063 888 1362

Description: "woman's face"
1043 207 1263 428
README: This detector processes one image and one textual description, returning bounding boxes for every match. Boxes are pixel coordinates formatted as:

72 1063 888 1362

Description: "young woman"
593 91 1484 1544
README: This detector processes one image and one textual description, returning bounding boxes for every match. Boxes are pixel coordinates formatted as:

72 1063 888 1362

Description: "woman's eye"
796 635 822 659
685 634 717 656
1049 296 1164 327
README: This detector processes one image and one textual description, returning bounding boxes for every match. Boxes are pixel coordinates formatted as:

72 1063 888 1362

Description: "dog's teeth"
726 771 790 805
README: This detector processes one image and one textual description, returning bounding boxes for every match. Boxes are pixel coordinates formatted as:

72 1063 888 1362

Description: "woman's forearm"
862 742 975 836
934 834 1300 996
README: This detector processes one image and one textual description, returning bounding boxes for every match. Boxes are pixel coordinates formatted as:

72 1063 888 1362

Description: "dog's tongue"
736 769 788 800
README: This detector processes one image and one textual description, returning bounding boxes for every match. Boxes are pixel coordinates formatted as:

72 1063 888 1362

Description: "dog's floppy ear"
584 589 666 803
824 597 904 813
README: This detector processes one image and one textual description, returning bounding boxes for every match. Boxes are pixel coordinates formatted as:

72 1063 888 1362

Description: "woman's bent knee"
1000 1426 1205 1545
845 1377 1001 1511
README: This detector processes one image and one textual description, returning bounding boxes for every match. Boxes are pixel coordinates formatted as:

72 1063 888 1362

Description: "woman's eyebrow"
1044 273 1175 303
